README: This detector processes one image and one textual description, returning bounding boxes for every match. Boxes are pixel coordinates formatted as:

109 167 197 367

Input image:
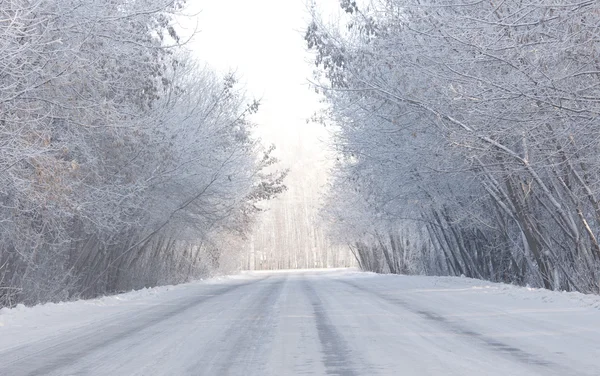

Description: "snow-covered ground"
1 269 599 375
0 274 252 352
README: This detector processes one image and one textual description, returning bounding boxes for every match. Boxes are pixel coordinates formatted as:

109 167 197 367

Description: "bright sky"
187 0 335 159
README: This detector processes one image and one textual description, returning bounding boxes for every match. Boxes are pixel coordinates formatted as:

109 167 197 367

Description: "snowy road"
1 269 600 375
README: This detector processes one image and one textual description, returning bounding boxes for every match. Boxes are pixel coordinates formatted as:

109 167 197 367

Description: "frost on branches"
0 0 286 306
309 0 600 293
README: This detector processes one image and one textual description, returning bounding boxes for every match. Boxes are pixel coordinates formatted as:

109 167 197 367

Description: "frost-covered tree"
309 0 600 293
0 0 285 306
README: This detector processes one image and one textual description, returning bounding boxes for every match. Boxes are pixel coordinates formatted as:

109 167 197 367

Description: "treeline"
246 180 355 271
309 0 600 293
0 0 285 307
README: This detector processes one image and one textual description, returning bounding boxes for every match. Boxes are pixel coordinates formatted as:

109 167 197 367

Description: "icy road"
1 270 600 375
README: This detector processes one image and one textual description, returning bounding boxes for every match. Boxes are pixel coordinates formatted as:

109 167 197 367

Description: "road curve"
0 269 598 375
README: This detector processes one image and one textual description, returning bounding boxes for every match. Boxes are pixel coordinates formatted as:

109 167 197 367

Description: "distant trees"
309 0 600 293
245 160 355 271
0 0 285 306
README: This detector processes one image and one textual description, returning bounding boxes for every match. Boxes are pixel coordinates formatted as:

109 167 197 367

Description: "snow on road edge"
333 270 600 311
0 272 254 350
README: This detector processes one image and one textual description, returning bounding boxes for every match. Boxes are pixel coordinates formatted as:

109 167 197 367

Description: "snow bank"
333 270 600 311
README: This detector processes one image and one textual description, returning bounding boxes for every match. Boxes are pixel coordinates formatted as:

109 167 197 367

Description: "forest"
4 0 600 308
309 0 600 294
0 0 286 307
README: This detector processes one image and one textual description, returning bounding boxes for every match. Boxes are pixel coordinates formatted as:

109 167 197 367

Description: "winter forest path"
0 269 599 375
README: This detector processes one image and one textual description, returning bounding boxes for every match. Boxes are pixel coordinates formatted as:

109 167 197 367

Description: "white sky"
186 0 336 158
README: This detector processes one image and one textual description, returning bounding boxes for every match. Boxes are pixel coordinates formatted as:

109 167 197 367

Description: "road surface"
0 269 599 375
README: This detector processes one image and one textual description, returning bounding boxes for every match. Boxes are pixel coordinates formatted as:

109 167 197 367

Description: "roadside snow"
333 271 600 311
0 273 253 352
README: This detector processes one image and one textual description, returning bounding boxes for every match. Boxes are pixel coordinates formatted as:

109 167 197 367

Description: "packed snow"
1 269 599 375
